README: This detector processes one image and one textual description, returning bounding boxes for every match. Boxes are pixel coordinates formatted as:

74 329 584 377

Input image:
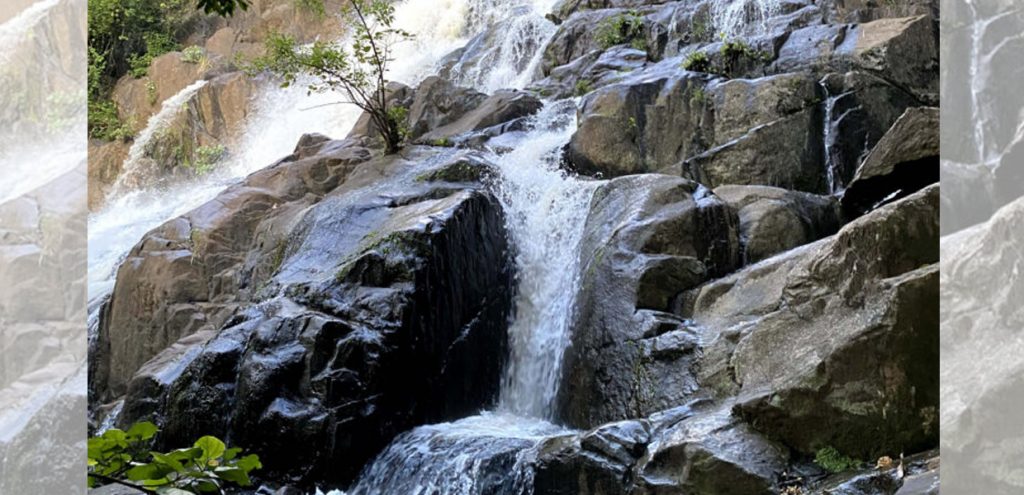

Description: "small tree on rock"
251 0 412 154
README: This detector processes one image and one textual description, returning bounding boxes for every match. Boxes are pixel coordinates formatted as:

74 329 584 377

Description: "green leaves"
87 422 261 494
249 0 414 153
196 0 249 16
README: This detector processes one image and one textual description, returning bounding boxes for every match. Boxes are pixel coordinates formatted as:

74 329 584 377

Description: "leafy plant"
197 0 251 16
296 0 327 18
182 46 206 64
596 11 646 50
89 99 135 141
682 51 711 72
189 144 227 175
251 0 414 154
814 446 861 473
147 80 159 105
574 79 593 96
128 32 182 78
88 422 261 494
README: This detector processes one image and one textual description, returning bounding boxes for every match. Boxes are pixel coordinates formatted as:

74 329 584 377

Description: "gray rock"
101 143 516 487
557 175 740 428
634 407 789 495
714 185 840 264
686 185 939 460
842 107 939 218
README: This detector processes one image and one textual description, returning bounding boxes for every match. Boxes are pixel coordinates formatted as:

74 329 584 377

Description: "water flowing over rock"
99 143 516 486
557 175 740 428
86 0 941 492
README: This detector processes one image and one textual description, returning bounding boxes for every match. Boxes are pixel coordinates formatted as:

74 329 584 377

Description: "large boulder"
681 72 827 193
685 185 939 460
557 175 740 428
841 106 939 218
567 68 829 192
565 64 715 178
533 405 789 495
102 143 517 487
90 138 374 399
714 185 840 264
633 407 789 495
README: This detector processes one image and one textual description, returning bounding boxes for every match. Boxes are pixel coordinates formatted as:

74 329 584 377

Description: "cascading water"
819 78 855 195
111 80 208 193
711 0 782 38
347 99 598 495
90 0 595 491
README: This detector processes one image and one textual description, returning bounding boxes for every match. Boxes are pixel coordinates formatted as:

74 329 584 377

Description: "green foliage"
88 0 192 137
188 144 227 175
251 0 414 154
181 46 206 64
89 99 135 141
596 11 646 50
718 37 772 75
88 422 261 494
296 0 327 18
197 0 250 16
682 51 711 72
814 446 861 474
690 13 711 42
574 79 593 96
147 80 159 105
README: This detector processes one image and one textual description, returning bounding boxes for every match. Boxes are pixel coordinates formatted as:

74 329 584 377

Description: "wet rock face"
688 185 939 460
714 185 840 264
99 143 516 487
842 107 939 218
557 175 740 428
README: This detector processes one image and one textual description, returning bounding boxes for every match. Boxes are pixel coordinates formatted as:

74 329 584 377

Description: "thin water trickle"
819 78 855 195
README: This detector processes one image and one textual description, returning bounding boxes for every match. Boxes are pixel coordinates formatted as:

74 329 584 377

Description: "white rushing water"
91 0 594 493
711 0 783 38
347 99 597 495
87 0 556 303
494 100 599 418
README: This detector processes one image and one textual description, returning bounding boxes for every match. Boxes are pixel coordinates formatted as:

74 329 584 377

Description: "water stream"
89 0 782 492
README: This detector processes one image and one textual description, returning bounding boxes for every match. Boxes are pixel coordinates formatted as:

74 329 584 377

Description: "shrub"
88 100 134 141
682 51 711 72
181 45 205 64
814 446 861 473
251 1 415 154
596 11 646 50
87 422 261 493
574 79 594 96
189 144 227 175
296 0 326 18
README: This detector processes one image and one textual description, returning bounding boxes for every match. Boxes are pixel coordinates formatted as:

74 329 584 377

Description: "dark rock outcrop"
842 107 939 218
714 185 840 264
687 185 939 460
95 141 516 486
557 175 740 428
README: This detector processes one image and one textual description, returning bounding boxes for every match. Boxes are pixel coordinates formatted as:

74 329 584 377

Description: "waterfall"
819 78 855 194
710 0 783 38
494 100 598 418
91 0 596 492
347 98 597 495
110 80 208 195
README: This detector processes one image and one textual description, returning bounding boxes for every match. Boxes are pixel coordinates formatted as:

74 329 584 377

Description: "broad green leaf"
214 466 252 486
223 447 241 461
126 462 168 481
194 436 226 461
151 452 186 473
236 454 262 472
127 421 159 441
